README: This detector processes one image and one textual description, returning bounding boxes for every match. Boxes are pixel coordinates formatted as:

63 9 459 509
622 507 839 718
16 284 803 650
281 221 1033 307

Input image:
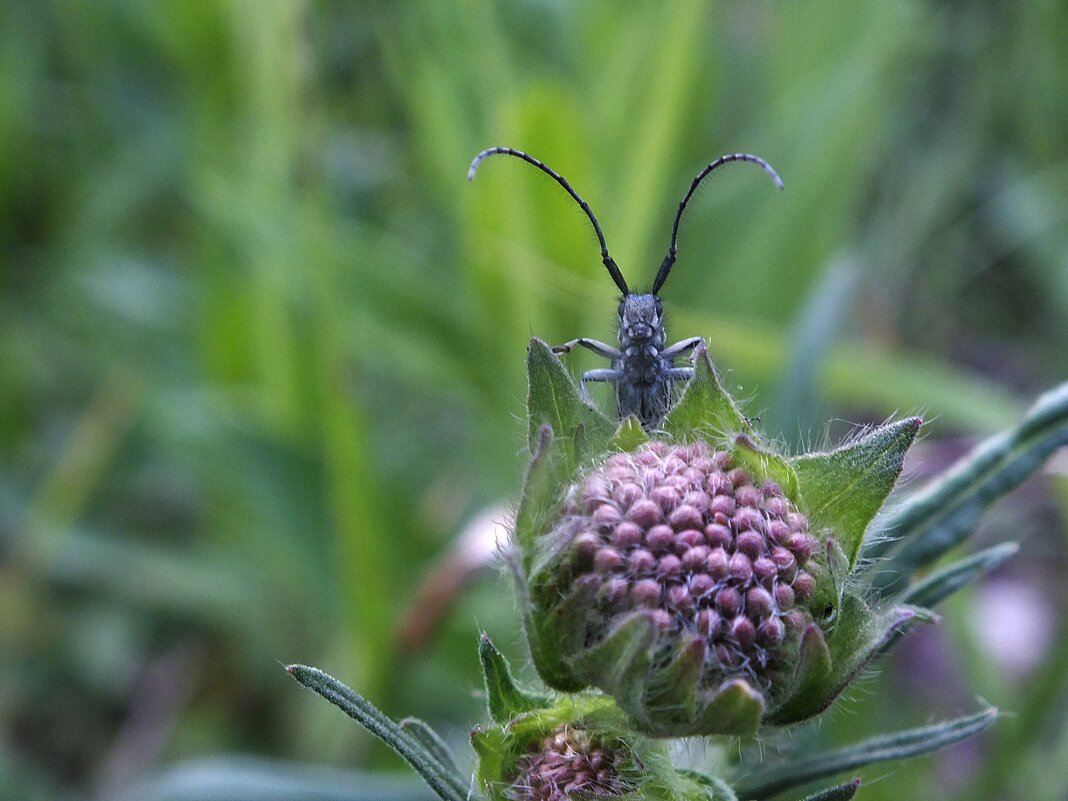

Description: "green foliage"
1 2 1066 800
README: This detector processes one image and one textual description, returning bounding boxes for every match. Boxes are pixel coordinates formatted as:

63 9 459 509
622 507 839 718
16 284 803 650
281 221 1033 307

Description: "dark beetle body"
468 146 782 428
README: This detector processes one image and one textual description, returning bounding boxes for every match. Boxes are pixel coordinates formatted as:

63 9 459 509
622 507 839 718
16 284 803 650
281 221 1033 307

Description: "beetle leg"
661 336 703 360
664 367 694 380
582 368 623 383
553 338 624 360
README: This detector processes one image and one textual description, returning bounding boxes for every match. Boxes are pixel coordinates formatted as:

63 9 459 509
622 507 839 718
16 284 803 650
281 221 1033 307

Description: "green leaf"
572 613 657 714
526 338 614 461
796 779 861 801
478 633 550 724
689 679 765 738
732 432 801 503
286 665 469 801
527 576 599 692
398 718 463 781
663 343 751 441
513 423 559 560
790 418 921 567
642 634 705 722
735 707 997 800
608 415 650 452
866 381 1068 597
674 769 740 801
900 542 1019 608
768 598 919 725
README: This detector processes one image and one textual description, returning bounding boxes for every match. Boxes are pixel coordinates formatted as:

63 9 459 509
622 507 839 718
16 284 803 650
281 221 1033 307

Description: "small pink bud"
669 504 703 531
753 556 778 584
746 586 774 618
774 583 796 610
649 609 675 632
736 530 765 558
681 546 710 571
706 547 729 578
610 522 642 548
716 586 742 616
727 468 751 487
729 551 752 580
681 490 710 512
735 485 763 508
674 529 704 550
759 616 786 644
709 495 736 517
645 524 675 553
704 523 731 548
788 533 819 560
706 471 733 495
689 573 715 597
594 547 623 573
593 503 622 527
765 497 789 518
627 498 662 527
731 616 756 650
627 548 656 575
649 485 680 514
767 520 791 543
656 554 682 580
572 532 602 563
667 584 693 613
696 608 722 636
793 571 814 600
732 507 765 533
631 579 661 607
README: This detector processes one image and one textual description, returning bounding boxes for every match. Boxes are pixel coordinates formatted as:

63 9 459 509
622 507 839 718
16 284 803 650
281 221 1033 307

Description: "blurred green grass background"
1 1 1066 800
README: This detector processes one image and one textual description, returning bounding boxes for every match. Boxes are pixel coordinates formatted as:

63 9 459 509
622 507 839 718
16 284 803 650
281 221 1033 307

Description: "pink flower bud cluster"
508 729 631 801
561 441 820 684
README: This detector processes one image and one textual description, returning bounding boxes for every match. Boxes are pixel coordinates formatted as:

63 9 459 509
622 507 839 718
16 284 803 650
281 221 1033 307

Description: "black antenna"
651 153 783 295
468 147 630 295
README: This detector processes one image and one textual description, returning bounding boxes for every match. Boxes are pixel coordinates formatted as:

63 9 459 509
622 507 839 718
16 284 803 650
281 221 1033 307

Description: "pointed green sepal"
571 612 658 712
689 678 765 738
769 596 920 725
663 343 751 441
527 575 600 692
609 414 651 452
479 633 550 724
526 337 614 463
790 417 921 567
641 634 706 723
732 432 801 502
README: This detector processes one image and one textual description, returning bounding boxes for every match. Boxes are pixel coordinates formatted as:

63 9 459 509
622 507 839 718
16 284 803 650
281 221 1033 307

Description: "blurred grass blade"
900 542 1019 608
286 666 470 801
735 707 996 800
865 381 1068 596
770 255 860 447
796 779 861 801
115 756 436 801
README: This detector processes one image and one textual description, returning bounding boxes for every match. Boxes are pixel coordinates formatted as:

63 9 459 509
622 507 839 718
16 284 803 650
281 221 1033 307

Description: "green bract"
513 339 926 737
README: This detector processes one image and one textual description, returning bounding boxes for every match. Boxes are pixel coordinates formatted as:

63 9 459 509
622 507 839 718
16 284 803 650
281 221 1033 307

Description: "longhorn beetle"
468 146 783 427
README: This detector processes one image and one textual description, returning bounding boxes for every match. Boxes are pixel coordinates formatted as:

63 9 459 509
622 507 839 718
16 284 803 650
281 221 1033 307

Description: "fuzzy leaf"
528 576 599 692
790 418 921 567
866 382 1068 596
513 423 559 563
478 633 549 724
286 665 468 801
526 338 614 463
609 415 650 452
732 433 801 503
768 597 919 725
900 542 1019 608
642 634 705 722
735 707 996 800
663 343 751 441
796 779 861 801
572 613 657 713
689 679 765 738
399 718 463 780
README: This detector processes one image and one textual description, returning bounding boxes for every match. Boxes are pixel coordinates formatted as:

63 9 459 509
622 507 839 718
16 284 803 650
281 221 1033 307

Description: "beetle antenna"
651 153 783 295
469 147 630 295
